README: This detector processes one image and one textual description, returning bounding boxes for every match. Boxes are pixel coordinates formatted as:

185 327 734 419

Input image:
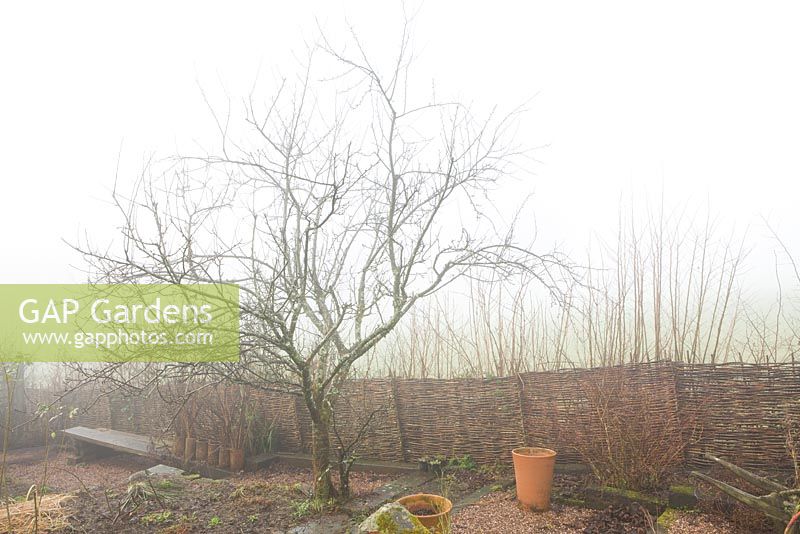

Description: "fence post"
391 377 409 463
516 372 529 446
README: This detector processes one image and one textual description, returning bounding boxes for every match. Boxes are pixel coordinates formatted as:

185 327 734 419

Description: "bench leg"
69 439 117 463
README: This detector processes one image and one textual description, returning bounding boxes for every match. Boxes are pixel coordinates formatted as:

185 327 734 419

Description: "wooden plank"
60 426 237 478
61 426 167 457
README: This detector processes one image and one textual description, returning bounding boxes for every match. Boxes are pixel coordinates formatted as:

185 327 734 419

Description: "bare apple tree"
77 25 571 500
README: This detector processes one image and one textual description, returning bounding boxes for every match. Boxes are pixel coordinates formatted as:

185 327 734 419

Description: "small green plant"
421 454 447 473
420 454 476 474
157 479 176 490
208 516 221 527
438 471 455 501
141 510 172 525
292 499 311 519
157 512 195 532
291 498 329 519
448 454 477 471
248 514 259 523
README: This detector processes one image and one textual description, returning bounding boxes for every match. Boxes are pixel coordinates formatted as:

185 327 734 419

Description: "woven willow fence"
20 361 800 472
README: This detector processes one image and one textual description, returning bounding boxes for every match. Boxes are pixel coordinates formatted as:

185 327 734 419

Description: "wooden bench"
61 426 171 462
60 426 242 479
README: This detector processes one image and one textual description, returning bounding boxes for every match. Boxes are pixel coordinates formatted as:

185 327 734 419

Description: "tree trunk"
338 457 353 499
311 415 337 500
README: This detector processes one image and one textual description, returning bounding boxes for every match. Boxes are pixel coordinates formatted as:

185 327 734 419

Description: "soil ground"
2 446 154 498
0 447 771 533
1 446 394 533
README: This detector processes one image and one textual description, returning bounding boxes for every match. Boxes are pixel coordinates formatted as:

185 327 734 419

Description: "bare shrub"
562 367 688 489
784 408 800 487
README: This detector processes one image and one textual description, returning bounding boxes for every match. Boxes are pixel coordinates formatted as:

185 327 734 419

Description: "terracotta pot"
184 437 196 462
207 442 219 466
195 440 208 462
218 447 230 469
172 435 186 457
512 447 557 512
397 493 452 533
229 447 245 471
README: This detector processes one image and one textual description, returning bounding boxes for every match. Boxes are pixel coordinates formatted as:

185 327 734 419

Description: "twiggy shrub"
784 408 800 487
562 368 689 490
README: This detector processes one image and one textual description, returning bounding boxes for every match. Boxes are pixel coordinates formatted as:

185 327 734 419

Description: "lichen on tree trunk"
311 415 337 501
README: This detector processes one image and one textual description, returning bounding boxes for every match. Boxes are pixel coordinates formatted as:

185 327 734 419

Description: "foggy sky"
2 1 798 302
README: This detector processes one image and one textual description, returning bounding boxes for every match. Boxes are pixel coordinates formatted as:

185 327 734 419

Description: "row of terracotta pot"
172 435 245 471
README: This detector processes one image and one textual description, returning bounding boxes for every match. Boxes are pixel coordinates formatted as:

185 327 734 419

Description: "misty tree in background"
78 23 571 500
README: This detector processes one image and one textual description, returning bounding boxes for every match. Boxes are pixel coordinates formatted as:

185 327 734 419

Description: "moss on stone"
669 484 695 496
657 508 681 529
374 510 430 533
599 485 665 506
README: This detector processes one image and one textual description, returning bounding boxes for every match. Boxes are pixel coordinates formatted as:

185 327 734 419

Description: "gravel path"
452 489 747 533
666 511 742 534
452 490 594 533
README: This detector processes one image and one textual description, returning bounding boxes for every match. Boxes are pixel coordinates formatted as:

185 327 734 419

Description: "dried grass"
0 493 73 533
